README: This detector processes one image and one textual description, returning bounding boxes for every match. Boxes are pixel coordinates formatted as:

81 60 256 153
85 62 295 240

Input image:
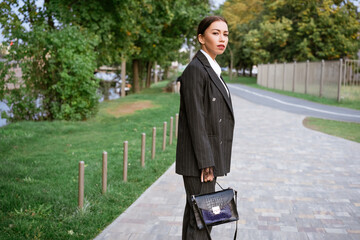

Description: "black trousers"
182 176 216 240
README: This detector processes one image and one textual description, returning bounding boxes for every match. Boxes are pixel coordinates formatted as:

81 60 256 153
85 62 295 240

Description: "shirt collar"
200 49 221 78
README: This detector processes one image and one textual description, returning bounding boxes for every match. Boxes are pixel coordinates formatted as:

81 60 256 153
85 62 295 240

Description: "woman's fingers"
201 167 214 182
207 167 214 182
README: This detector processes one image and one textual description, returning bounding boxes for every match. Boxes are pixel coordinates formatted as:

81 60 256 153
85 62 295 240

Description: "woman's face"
198 20 228 60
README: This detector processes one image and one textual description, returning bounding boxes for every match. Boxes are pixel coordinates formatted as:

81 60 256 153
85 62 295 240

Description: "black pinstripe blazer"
175 50 235 177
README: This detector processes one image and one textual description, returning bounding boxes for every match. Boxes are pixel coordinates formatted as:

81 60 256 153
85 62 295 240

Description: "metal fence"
257 59 360 101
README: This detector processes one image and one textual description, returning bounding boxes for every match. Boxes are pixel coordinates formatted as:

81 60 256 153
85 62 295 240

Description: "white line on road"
229 85 360 119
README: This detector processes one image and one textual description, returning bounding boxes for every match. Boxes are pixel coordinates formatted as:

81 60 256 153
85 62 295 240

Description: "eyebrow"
211 28 229 33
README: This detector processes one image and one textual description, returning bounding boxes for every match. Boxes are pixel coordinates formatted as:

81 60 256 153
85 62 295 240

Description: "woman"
176 16 235 239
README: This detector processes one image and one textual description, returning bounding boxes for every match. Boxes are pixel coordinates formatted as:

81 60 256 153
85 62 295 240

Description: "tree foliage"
49 0 140 65
0 0 211 122
130 0 209 92
222 0 360 67
0 1 99 121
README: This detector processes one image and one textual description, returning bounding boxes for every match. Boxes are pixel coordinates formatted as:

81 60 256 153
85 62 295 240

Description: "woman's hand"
201 167 214 182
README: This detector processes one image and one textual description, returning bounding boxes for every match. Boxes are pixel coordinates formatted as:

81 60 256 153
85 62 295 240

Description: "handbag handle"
234 190 238 240
216 182 224 190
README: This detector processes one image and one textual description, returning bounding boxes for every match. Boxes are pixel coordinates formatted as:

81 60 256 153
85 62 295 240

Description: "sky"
212 0 226 9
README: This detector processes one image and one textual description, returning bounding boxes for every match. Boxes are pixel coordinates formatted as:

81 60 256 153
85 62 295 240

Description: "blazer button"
219 118 222 123
220 141 223 145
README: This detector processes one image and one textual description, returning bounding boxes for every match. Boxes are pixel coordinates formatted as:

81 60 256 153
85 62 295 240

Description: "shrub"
1 25 99 121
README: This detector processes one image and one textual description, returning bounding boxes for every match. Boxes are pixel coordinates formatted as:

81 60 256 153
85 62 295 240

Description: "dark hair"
197 16 228 36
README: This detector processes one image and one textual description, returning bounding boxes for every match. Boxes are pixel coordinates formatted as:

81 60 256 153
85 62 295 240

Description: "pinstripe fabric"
175 50 235 177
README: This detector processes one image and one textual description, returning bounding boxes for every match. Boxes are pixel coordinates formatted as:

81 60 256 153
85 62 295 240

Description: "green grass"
223 75 360 110
303 117 360 143
0 80 180 239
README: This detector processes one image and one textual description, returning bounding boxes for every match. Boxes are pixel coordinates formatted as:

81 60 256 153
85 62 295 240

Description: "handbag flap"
193 189 234 211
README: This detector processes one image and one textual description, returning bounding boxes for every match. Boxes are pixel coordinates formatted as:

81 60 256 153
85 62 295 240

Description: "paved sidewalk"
95 95 360 240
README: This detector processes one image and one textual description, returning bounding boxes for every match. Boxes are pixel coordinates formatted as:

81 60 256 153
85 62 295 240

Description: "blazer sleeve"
181 63 215 170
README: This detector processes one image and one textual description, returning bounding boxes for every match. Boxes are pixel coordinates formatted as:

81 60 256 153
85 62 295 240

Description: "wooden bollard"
78 161 84 209
123 141 128 182
102 152 107 194
175 113 179 139
169 117 173 145
152 127 156 159
141 133 146 167
162 122 167 151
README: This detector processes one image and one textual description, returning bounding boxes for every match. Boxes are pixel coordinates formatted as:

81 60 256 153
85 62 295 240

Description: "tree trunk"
139 60 144 90
121 58 126 97
164 67 169 80
133 59 140 93
154 61 158 83
146 61 153 88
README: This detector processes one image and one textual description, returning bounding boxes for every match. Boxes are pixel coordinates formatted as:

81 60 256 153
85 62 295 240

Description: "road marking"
229 85 360 119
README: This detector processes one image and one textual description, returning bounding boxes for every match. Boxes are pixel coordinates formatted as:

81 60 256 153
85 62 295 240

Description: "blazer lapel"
220 74 233 111
195 51 234 117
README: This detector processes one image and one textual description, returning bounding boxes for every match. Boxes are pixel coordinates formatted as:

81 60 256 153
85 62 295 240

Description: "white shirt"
200 49 229 97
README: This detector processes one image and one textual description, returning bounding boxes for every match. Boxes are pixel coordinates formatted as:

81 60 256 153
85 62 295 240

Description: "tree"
49 0 139 66
49 0 141 98
260 0 360 61
222 0 360 65
130 0 210 93
0 1 99 121
0 0 213 123
222 0 264 73
244 16 293 63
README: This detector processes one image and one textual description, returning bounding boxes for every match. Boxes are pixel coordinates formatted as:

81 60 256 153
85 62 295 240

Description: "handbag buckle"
212 206 221 215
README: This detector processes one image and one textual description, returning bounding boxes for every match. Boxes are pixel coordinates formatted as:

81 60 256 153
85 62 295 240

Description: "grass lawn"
0 80 180 239
303 117 360 143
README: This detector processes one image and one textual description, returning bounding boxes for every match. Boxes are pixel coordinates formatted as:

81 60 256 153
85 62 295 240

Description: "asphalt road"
228 84 360 123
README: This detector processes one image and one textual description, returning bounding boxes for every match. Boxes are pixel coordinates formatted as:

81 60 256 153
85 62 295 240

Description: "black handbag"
191 183 239 240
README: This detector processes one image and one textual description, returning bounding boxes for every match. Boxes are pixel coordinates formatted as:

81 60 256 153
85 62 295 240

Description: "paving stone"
280 226 298 232
324 228 347 234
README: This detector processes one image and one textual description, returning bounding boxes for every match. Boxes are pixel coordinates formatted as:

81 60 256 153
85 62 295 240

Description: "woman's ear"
198 34 205 45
